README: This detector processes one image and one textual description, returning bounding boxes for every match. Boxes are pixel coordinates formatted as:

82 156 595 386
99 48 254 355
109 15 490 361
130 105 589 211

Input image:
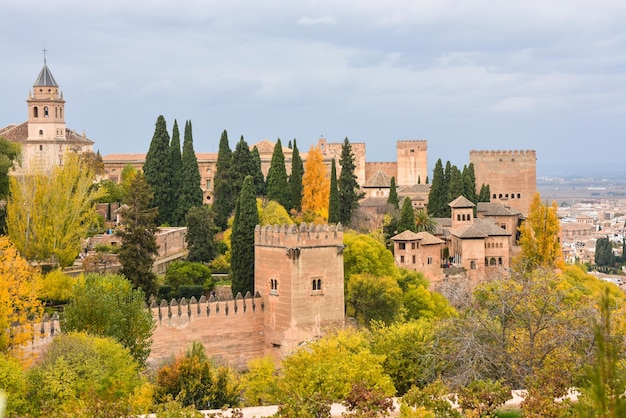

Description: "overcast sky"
2 0 625 176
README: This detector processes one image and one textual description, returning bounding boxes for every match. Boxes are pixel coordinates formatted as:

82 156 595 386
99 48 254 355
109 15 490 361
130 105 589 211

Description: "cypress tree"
397 197 416 233
266 139 290 209
443 161 452 216
289 139 304 212
427 159 446 217
387 176 399 209
212 130 234 230
231 176 259 297
169 120 183 225
478 184 491 202
177 120 203 223
463 163 478 205
185 205 217 263
328 159 340 223
117 172 159 297
231 136 256 200
251 146 266 196
338 137 362 225
288 139 292 149
447 165 465 213
144 115 174 225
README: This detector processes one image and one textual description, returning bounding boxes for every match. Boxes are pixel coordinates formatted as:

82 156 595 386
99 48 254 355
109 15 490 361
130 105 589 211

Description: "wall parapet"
470 150 536 160
254 223 344 248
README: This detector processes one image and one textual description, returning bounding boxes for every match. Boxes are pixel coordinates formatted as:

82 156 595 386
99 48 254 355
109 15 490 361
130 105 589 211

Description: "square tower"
254 223 345 362
396 140 428 187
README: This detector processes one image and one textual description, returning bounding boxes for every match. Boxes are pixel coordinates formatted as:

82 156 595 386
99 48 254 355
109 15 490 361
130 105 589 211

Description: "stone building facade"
0 62 94 175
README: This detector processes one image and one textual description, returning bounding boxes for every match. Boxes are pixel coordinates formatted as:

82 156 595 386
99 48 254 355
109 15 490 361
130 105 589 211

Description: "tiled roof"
103 153 147 162
391 230 421 241
398 184 430 194
252 139 292 155
477 202 521 216
363 170 392 188
34 64 58 87
450 218 511 238
449 195 475 208
0 122 28 142
450 224 488 239
391 230 444 245
359 197 389 208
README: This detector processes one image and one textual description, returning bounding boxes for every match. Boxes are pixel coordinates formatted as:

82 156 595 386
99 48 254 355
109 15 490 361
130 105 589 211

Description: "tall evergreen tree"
177 120 203 223
387 176 399 209
338 137 362 225
144 115 174 225
212 130 234 230
117 172 159 297
231 136 256 200
169 120 183 225
397 197 416 233
230 176 259 297
251 146 266 196
289 139 304 212
462 163 478 205
427 159 446 217
185 205 217 263
478 184 491 202
328 159 340 224
447 165 465 215
595 237 615 267
266 139 290 209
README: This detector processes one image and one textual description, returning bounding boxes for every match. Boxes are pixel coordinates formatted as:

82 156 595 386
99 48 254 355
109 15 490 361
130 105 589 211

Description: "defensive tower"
396 140 428 187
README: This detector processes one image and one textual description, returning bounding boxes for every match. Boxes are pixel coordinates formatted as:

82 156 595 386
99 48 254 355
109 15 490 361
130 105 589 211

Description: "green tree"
346 273 403 326
144 115 174 225
155 341 241 410
427 158 446 217
117 172 159 297
328 159 340 224
251 145 266 196
414 208 437 234
387 176 399 209
257 198 293 226
185 205 217 263
177 120 204 225
447 165 464 213
242 356 280 406
165 261 214 290
230 176 259 296
0 137 20 202
343 232 397 280
338 137 362 225
462 163 478 205
478 183 491 202
93 179 124 203
212 130 234 230
289 139 304 211
63 273 155 365
595 237 616 267
0 353 28 416
266 139 290 209
7 153 106 267
397 197 416 233
25 332 150 417
231 135 256 200
169 119 183 225
120 163 139 199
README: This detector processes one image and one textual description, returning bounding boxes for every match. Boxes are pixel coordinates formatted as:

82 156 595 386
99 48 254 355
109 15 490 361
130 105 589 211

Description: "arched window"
490 257 497 266
44 106 49 117
499 194 503 199
470 260 476 270
498 257 503 265
511 193 515 199
492 193 497 199
457 214 461 221
505 194 509 198
33 107 39 118
517 193 521 198
485 257 489 266
317 279 322 290
312 280 317 291
39 130 43 136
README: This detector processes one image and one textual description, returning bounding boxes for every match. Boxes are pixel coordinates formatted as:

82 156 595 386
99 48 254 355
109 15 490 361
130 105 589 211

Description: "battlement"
255 223 344 248
397 140 427 148
470 150 536 161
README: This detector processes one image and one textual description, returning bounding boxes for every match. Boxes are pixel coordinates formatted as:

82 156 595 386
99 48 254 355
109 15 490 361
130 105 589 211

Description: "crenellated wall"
470 150 536 216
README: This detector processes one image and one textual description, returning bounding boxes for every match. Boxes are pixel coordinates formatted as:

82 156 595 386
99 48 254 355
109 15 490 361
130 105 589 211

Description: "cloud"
297 15 337 25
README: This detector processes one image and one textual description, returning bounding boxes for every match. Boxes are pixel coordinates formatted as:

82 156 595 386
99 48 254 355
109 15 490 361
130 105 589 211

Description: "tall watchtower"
27 62 66 142
254 223 345 361
396 140 428 187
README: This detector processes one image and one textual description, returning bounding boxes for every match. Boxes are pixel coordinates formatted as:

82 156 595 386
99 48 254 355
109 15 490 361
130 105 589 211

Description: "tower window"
39 130 43 136
33 107 39 118
312 278 322 292
39 145 43 151
44 106 49 117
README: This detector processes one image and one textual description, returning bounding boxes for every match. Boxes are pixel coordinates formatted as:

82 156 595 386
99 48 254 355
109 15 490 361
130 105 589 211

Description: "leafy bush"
178 285 205 300
165 261 214 290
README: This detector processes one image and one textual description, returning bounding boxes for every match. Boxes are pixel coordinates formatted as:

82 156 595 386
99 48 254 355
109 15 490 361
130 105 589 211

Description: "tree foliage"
231 136 256 201
427 158 446 217
117 172 159 297
289 139 304 211
257 198 293 226
251 145 266 196
144 115 174 225
230 176 259 296
387 176 399 209
346 273 403 326
397 197 416 233
343 232 397 280
328 159 340 224
0 137 20 200
212 130 234 230
0 236 43 357
462 163 478 205
7 152 106 267
63 273 155 365
338 137 362 225
301 145 329 220
595 236 616 267
165 261 213 290
177 120 203 224
169 119 183 225
185 205 217 263
266 139 290 209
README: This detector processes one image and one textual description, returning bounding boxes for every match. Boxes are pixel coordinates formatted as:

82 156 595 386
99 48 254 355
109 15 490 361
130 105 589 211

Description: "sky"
1 0 625 177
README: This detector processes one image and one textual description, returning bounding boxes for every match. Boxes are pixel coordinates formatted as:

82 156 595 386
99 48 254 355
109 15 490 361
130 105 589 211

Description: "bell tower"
27 53 66 142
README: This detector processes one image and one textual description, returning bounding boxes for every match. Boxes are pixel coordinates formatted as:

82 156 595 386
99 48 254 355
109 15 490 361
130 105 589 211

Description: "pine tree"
328 159 340 223
266 139 290 210
338 137 362 225
447 165 464 211
169 120 183 225
478 184 491 202
397 197 416 233
231 136 256 200
212 130 234 230
177 120 203 223
144 115 174 225
289 139 304 211
251 146 266 196
387 176 399 209
185 205 217 263
117 172 159 297
427 159 446 217
231 176 259 297
462 163 478 205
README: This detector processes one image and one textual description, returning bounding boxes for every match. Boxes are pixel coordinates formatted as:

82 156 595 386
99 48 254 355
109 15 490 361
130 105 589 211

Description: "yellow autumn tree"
6 152 106 267
0 236 43 357
301 146 330 220
514 192 563 271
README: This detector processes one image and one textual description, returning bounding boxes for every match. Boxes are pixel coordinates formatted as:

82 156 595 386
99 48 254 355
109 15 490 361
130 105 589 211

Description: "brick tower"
254 223 345 362
396 140 428 187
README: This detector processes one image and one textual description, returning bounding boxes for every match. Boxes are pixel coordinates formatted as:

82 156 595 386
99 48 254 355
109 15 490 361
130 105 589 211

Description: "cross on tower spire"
42 45 47 64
